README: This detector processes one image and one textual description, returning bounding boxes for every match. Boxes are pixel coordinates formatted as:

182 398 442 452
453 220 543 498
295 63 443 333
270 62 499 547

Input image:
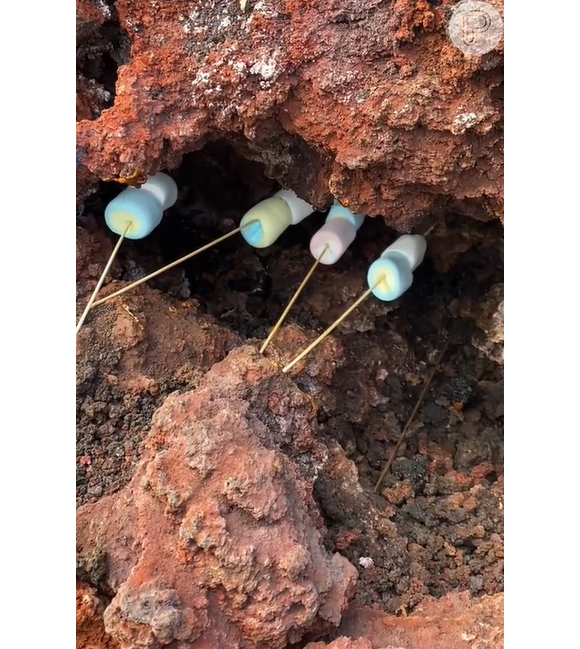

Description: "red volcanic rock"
77 346 358 649
76 0 116 200
76 0 503 226
77 0 110 37
338 591 503 648
77 582 120 649
76 225 246 506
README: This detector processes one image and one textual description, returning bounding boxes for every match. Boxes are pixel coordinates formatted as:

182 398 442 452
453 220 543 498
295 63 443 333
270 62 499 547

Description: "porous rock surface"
302 592 503 648
337 591 503 648
76 0 504 226
77 345 358 649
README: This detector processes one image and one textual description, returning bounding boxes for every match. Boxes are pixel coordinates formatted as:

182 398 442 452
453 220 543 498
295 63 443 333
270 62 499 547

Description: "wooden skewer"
76 222 131 334
282 284 378 374
373 340 449 492
260 244 329 355
92 221 258 308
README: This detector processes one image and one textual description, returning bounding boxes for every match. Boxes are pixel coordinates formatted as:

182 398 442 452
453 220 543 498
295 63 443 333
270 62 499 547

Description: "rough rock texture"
76 0 114 118
301 592 503 648
76 225 240 396
77 0 122 196
77 0 110 39
77 345 358 649
76 222 242 506
337 591 503 648
77 582 120 649
456 283 504 364
76 0 503 226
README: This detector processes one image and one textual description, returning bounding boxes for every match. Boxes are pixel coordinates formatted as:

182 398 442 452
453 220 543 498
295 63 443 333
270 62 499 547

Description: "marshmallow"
240 189 315 248
367 235 427 301
309 202 365 264
104 173 178 240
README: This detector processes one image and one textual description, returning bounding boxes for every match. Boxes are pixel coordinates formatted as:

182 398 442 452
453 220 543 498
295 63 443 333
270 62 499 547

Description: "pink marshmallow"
309 217 357 265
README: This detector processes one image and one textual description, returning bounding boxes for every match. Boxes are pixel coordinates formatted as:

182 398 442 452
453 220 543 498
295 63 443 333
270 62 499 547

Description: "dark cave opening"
78 138 504 349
